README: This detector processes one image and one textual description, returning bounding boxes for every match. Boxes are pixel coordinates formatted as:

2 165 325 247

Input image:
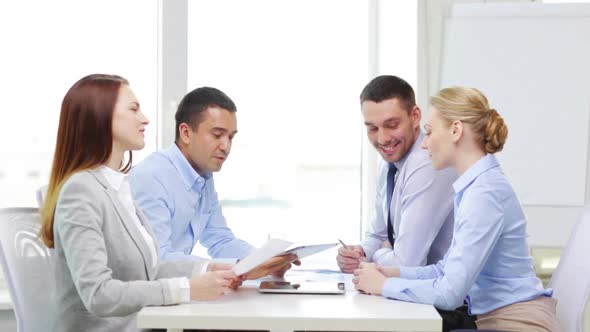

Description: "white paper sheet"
232 239 293 276
232 240 339 276
281 243 338 259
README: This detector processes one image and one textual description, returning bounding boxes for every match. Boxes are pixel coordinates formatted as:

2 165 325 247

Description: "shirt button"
197 178 203 182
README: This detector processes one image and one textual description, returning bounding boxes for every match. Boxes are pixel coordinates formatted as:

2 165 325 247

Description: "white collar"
97 165 127 192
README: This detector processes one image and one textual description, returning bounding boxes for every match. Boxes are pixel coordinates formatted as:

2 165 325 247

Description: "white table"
138 270 441 332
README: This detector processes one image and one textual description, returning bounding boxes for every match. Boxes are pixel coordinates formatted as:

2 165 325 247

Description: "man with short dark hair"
130 87 292 278
337 75 456 272
340 76 476 331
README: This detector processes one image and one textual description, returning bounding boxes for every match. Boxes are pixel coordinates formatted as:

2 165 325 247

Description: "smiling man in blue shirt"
337 76 456 272
129 88 293 277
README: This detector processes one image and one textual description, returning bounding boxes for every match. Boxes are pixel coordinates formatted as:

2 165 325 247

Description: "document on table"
232 239 338 276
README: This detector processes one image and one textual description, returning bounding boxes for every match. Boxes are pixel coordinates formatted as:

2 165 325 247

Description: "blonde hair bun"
430 87 508 154
484 109 508 153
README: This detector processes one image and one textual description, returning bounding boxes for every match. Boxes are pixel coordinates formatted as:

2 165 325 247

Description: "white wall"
417 0 590 247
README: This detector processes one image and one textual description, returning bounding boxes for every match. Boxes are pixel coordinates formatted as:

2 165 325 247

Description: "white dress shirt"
98 165 193 303
361 133 456 267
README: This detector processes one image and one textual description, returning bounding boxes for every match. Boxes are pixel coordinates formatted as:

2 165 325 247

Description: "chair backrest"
549 206 590 332
0 208 54 332
35 185 47 208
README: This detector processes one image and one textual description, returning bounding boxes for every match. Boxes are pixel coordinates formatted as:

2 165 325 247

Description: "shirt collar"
392 132 425 170
97 165 127 192
452 154 500 194
163 143 210 190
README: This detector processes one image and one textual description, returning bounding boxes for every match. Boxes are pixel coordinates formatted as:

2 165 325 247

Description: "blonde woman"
353 87 560 331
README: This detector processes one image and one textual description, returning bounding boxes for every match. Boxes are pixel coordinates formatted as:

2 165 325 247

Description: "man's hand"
228 276 244 290
356 261 399 277
244 254 299 280
336 244 366 273
271 258 301 277
376 264 400 278
352 262 387 295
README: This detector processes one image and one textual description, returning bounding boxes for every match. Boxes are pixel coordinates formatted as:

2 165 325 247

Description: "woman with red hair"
41 74 239 332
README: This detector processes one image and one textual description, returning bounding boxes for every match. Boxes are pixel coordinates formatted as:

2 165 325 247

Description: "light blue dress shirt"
129 143 254 261
382 154 551 314
361 133 456 267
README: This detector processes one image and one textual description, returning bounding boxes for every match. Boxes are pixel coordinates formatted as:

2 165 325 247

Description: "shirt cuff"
165 277 191 304
382 277 405 300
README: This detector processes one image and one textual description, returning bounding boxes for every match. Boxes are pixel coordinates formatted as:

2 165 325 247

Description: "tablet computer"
259 281 345 295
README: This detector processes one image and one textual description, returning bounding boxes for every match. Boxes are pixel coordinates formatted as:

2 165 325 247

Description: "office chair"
549 206 590 332
35 185 47 207
0 208 54 332
453 206 590 332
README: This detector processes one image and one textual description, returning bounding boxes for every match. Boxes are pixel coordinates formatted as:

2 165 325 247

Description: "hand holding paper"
232 239 338 278
244 254 299 280
232 239 294 276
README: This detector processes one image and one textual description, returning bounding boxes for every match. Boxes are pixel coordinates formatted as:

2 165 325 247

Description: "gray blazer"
53 169 206 332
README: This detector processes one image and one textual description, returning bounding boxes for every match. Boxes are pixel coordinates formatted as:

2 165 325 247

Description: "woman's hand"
352 262 389 295
190 270 238 301
206 262 244 289
207 262 234 272
377 265 400 278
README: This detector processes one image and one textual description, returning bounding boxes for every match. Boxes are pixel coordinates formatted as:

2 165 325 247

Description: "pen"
338 238 349 249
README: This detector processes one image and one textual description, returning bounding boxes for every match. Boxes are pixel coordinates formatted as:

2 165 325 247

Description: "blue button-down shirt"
129 143 254 261
382 154 551 314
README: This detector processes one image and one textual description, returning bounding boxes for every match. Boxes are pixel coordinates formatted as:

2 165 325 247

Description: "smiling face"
362 98 421 163
111 84 149 152
179 106 237 175
421 106 455 170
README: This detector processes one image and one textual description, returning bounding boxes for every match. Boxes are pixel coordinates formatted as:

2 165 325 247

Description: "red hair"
41 74 131 248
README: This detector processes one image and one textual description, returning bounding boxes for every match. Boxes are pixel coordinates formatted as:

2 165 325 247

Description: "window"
0 0 419 253
0 0 158 208
187 0 368 247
